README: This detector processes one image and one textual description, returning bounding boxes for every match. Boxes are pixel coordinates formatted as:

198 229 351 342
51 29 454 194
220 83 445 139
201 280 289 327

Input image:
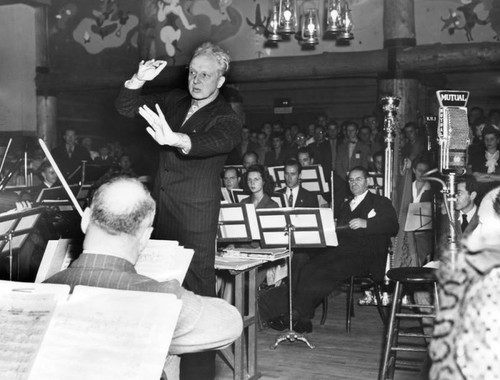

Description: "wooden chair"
319 275 387 332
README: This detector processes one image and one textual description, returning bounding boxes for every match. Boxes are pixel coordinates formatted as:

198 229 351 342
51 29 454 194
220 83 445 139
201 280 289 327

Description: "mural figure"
441 9 461 32
456 0 488 41
488 0 500 40
157 0 196 58
73 0 138 54
246 3 267 35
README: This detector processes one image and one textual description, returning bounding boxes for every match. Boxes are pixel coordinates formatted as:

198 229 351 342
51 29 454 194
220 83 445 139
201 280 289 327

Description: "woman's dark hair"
245 164 275 196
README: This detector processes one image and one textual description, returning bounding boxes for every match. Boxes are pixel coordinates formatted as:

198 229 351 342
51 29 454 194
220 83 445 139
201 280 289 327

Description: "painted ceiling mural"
48 0 498 72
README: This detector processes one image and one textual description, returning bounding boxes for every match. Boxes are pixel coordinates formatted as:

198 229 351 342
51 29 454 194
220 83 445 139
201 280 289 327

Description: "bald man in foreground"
45 177 242 357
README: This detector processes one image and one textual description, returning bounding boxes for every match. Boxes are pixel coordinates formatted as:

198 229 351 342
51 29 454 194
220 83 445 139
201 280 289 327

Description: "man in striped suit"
115 42 242 379
45 177 242 359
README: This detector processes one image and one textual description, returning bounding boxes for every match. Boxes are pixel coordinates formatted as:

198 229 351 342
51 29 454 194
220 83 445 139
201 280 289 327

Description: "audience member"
242 151 258 171
468 124 500 200
358 124 382 159
297 147 314 167
400 122 426 163
335 121 370 180
264 132 290 167
326 120 339 169
255 131 270 165
51 128 92 179
81 137 99 160
310 125 332 180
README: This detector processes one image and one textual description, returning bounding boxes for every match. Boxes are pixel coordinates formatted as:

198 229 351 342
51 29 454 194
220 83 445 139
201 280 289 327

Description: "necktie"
288 190 294 208
461 214 469 233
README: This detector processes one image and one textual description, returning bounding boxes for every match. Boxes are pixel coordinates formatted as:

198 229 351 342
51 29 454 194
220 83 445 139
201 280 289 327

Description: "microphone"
436 90 471 175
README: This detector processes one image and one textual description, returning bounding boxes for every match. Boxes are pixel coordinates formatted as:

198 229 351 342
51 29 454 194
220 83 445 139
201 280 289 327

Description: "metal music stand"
217 203 254 244
268 165 329 194
256 208 336 349
0 206 45 281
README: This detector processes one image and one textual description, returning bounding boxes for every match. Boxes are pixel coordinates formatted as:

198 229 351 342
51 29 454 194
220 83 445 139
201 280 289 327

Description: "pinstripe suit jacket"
45 253 243 354
116 87 242 296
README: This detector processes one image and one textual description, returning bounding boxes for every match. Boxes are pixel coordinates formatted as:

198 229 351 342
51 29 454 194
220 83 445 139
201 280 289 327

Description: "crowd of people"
1 39 500 380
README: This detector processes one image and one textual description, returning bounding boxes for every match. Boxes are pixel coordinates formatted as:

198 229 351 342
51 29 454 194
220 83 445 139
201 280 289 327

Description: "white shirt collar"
350 190 369 210
461 205 477 222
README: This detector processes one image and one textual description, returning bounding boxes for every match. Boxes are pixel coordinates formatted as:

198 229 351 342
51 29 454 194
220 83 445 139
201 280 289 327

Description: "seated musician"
45 176 243 355
264 166 398 333
277 159 319 291
241 164 278 209
222 166 241 191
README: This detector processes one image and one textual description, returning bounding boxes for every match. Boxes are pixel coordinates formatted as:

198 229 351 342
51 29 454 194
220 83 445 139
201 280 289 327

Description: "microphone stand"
422 169 459 270
271 222 314 349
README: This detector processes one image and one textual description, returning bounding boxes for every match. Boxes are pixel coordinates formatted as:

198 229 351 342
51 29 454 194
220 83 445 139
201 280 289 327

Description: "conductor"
115 42 242 379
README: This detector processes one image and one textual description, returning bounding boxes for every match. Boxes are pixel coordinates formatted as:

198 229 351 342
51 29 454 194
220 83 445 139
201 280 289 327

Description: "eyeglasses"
348 177 365 184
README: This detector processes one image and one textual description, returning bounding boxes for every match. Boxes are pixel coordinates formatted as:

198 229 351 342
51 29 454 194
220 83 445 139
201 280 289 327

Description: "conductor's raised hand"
136 59 167 82
139 104 182 147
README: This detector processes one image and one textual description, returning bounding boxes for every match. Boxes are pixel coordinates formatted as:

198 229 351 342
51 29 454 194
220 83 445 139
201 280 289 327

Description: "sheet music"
35 240 80 283
245 204 260 240
0 281 70 380
220 187 231 203
404 202 433 231
135 239 193 283
29 285 181 380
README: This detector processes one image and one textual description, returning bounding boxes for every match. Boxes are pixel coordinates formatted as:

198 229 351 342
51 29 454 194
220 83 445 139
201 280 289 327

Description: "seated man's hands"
349 218 367 230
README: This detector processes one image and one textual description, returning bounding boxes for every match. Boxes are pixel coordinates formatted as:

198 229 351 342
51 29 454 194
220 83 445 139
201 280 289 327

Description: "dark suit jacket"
335 141 370 180
264 148 292 167
116 87 242 296
278 186 318 208
51 145 91 179
309 140 332 180
336 191 399 280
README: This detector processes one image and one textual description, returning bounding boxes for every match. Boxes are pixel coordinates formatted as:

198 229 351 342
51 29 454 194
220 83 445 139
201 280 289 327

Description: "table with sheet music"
215 250 289 380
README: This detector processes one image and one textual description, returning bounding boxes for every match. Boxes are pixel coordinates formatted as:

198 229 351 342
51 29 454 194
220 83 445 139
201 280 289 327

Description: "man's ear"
80 208 91 234
138 226 154 252
217 75 226 89
471 191 477 203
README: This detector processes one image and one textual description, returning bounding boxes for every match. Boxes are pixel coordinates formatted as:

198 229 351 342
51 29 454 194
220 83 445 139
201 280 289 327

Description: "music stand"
268 165 329 194
231 189 251 204
0 206 45 281
255 207 337 349
217 204 254 244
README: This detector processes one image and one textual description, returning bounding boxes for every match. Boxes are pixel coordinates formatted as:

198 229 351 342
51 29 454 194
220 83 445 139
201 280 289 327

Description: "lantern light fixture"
267 0 354 46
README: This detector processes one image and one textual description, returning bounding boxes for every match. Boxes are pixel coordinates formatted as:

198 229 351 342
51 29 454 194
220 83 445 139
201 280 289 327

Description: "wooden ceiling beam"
36 42 500 92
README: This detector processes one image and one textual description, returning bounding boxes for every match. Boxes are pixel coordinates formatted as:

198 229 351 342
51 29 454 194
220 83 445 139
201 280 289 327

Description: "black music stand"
268 165 329 194
0 207 45 281
256 208 334 349
217 203 254 244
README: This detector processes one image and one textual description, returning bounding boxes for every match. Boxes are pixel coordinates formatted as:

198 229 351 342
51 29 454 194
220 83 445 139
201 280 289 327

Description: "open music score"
0 281 181 380
36 239 194 284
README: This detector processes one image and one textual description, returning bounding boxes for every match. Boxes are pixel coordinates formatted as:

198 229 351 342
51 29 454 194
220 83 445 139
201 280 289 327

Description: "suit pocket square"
367 209 376 218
